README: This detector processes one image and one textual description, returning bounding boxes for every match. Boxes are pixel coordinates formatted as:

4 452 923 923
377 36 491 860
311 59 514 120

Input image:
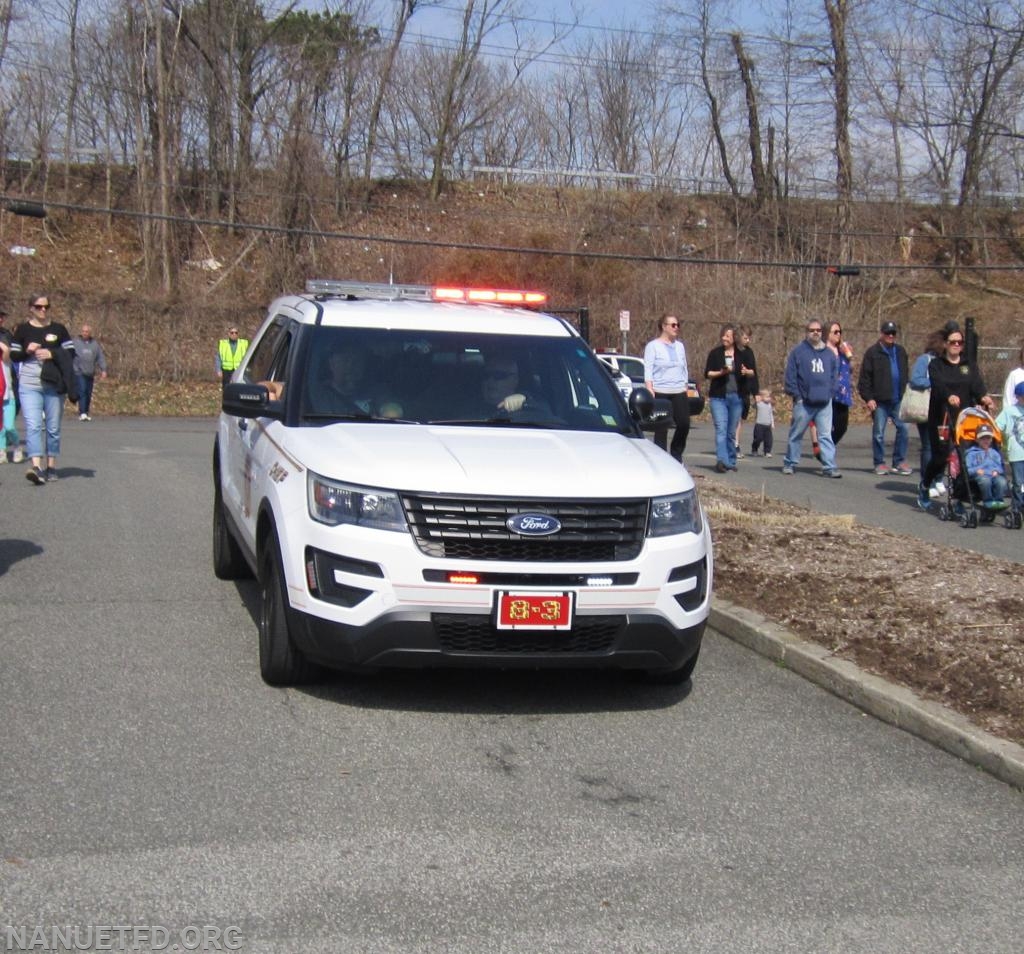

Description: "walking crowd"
641 311 1024 517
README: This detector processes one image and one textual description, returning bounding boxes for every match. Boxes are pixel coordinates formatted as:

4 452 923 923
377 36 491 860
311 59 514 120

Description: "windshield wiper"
427 417 551 427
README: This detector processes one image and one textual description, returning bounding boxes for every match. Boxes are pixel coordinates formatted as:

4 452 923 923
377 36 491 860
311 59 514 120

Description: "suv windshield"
299 327 634 432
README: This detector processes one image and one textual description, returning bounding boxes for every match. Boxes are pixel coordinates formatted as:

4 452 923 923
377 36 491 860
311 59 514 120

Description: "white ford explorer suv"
213 281 712 686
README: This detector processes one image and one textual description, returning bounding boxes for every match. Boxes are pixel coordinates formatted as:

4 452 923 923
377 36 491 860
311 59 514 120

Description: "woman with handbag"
907 329 945 484
9 293 76 485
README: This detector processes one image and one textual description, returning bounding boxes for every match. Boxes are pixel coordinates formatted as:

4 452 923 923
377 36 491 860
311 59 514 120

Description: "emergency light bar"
306 279 547 306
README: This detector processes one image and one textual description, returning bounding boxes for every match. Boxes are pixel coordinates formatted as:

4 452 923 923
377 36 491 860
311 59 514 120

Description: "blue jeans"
974 474 1008 503
872 401 909 467
710 393 743 467
785 400 836 471
1011 461 1024 509
77 373 95 415
19 384 64 460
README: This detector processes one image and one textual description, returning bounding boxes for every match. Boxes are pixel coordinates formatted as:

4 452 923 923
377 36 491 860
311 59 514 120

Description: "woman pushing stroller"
917 324 995 510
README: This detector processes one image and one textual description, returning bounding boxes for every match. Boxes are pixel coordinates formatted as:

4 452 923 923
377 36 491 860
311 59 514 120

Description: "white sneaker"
928 481 946 499
80 413 88 421
12 447 24 463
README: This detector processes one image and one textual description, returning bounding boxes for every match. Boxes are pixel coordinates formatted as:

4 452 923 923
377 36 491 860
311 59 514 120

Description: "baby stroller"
934 406 1017 529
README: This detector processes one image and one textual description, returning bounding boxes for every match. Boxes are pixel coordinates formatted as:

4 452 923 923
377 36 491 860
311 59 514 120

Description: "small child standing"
964 424 1008 508
751 388 775 457
995 380 1024 514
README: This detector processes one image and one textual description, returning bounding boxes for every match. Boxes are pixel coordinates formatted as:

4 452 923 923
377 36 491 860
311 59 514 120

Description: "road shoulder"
711 598 1024 790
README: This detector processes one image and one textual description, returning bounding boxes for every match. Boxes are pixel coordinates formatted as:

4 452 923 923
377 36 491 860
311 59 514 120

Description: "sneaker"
0 453 6 464
821 469 843 479
764 452 773 458
893 463 913 476
735 450 745 459
874 464 891 476
26 466 46 486
714 462 728 473
80 413 87 421
782 464 795 475
46 467 58 482
916 482 930 510
928 481 946 499
12 447 24 463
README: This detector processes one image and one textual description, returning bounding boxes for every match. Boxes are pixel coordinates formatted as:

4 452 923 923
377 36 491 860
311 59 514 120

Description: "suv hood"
286 424 693 497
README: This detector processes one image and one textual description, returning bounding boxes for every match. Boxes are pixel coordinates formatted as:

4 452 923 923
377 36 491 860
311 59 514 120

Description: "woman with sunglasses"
917 325 994 509
9 294 76 484
644 314 690 462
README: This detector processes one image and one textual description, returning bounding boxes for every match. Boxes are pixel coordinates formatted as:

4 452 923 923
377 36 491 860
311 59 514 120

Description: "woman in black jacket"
917 325 994 509
9 293 76 485
704 324 755 472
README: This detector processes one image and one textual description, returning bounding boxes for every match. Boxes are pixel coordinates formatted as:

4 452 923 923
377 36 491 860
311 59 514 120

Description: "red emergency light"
432 287 547 306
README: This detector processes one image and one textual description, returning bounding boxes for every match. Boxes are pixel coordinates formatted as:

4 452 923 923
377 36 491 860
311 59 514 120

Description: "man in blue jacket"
782 319 841 477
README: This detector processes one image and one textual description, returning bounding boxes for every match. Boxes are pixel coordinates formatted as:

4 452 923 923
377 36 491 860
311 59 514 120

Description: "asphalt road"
684 418 1024 564
1 416 1023 953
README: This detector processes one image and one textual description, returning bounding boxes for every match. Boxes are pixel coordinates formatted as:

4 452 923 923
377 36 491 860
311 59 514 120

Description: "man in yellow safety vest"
217 327 250 392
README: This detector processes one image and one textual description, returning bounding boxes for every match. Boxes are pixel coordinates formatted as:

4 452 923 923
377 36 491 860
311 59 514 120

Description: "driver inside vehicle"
310 347 403 419
480 356 529 413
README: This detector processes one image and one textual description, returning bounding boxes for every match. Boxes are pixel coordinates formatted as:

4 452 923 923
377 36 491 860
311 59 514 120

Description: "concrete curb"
710 599 1024 791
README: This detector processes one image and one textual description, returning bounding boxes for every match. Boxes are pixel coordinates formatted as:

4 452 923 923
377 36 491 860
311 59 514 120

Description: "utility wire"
6 194 1023 272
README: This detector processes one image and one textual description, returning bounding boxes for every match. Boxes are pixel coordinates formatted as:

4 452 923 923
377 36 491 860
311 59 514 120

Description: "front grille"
434 614 621 654
402 494 648 562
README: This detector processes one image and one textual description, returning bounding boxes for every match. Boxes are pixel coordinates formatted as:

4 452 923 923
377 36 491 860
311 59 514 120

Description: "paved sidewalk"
711 598 1024 790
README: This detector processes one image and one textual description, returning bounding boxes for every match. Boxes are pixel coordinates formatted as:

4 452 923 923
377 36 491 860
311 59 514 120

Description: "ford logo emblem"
507 513 561 536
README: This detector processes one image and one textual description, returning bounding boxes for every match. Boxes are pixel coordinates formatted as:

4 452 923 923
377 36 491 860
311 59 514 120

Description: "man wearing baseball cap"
858 320 911 476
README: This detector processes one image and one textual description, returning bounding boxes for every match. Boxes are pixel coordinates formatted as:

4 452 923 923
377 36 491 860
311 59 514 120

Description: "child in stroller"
934 407 1011 528
965 424 1008 509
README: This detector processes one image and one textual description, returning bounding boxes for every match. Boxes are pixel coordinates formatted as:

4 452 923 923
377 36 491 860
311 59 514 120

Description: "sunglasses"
807 327 823 333
830 328 842 334
882 330 897 335
32 303 50 310
484 369 516 380
948 339 964 346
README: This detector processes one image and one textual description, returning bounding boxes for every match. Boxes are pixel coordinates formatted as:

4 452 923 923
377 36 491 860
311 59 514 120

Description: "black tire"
1015 512 1023 530
212 480 253 580
644 647 700 685
259 534 317 686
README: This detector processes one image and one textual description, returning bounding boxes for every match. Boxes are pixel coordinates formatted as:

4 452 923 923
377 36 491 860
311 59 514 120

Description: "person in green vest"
217 326 249 391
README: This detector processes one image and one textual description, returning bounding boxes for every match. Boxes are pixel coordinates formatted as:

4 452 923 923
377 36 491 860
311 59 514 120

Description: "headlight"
648 488 703 537
308 472 407 532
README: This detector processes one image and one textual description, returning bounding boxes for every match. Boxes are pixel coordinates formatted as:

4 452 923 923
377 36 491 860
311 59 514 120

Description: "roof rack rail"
305 280 433 301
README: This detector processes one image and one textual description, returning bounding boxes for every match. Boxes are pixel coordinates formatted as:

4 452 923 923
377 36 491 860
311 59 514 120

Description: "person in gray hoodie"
72 324 108 421
782 318 841 477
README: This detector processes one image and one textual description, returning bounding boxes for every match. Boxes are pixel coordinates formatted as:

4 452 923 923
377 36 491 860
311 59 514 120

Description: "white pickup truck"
213 281 712 686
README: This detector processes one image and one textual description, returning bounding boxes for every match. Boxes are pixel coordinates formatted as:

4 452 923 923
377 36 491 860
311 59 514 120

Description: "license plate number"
496 591 574 630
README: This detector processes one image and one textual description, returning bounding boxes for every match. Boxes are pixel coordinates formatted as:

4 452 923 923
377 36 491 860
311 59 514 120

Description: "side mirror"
629 388 674 430
221 382 284 419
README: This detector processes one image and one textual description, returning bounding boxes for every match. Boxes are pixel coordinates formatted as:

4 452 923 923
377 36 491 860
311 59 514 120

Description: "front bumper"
290 607 705 673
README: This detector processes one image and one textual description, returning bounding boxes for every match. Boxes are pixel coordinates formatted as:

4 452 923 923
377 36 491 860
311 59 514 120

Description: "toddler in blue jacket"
964 425 1008 507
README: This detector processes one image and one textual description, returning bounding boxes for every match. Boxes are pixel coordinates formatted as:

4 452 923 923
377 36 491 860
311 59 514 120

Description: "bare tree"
731 31 769 207
824 0 853 266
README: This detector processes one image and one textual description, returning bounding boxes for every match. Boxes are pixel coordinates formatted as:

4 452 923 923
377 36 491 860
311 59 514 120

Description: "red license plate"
496 591 574 630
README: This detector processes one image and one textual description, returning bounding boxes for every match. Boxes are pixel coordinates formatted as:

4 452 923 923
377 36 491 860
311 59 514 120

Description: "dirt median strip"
711 598 1024 791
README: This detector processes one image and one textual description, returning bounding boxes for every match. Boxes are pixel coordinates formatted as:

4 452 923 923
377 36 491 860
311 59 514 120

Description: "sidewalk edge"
710 599 1024 791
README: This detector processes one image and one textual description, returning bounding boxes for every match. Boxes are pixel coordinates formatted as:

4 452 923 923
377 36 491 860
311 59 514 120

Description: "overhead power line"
6 195 1023 273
